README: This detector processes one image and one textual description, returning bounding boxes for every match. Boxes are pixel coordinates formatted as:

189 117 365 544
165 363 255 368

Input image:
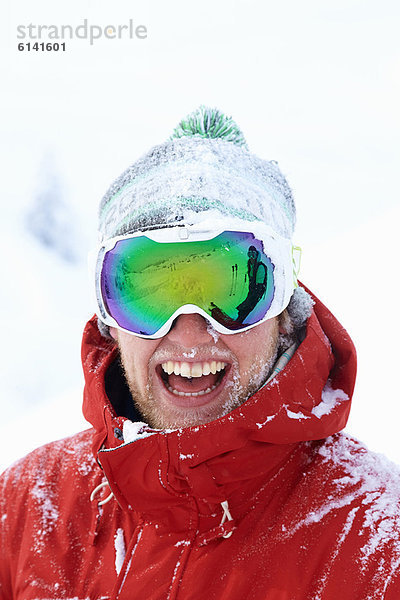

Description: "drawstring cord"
88 480 114 545
88 442 114 543
89 482 233 547
220 500 234 539
89 481 233 543
199 500 235 545
90 481 114 506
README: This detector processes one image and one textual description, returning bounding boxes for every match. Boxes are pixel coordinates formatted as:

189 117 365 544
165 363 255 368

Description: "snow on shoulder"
317 433 400 565
312 380 349 419
277 433 400 596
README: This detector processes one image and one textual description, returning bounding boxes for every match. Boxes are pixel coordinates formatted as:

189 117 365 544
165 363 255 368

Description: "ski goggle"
92 222 298 339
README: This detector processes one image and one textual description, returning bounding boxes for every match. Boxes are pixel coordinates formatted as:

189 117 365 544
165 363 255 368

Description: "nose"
166 313 215 347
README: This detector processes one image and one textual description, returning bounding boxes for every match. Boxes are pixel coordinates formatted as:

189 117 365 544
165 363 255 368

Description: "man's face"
110 313 280 429
248 249 258 261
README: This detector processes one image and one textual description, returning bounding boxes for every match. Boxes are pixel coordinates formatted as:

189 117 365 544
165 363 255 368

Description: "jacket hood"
81 284 356 516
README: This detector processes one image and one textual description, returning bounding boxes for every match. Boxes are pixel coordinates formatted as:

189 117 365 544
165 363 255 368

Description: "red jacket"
1 289 400 599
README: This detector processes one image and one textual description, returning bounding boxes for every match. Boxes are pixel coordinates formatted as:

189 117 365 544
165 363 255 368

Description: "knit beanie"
97 106 310 338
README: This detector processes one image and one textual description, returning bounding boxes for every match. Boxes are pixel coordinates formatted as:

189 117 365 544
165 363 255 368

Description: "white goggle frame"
89 218 300 339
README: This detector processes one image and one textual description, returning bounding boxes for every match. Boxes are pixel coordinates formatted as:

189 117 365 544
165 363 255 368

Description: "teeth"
166 361 174 375
167 383 218 396
160 360 228 396
202 362 211 376
161 361 227 378
190 363 203 378
180 362 191 378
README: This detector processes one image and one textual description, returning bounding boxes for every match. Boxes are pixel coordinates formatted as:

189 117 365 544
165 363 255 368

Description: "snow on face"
206 321 220 344
111 314 280 430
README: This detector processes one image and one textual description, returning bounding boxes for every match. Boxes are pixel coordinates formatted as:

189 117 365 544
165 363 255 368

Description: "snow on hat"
98 106 296 242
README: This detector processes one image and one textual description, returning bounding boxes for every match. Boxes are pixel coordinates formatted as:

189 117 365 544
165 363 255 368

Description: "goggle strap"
292 245 302 288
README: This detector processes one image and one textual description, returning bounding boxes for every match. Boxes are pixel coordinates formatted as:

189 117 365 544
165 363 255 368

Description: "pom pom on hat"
170 105 249 149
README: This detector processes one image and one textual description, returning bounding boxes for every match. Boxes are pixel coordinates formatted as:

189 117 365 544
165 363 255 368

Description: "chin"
137 375 244 430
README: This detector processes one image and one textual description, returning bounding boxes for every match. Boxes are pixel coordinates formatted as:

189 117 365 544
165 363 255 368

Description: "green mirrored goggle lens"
100 231 275 335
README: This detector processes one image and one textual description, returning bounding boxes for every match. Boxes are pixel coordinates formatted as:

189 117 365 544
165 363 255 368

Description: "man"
1 106 400 600
236 245 269 323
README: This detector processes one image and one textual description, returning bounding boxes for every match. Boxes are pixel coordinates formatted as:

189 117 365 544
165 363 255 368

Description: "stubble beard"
118 335 281 430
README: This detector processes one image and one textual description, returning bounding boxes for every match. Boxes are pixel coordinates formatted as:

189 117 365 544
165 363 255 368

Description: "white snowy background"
1 0 399 472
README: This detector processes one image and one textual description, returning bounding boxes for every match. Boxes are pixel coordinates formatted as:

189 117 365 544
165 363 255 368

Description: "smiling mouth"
157 360 229 398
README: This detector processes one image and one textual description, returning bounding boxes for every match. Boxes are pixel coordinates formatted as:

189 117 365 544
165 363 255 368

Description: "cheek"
117 334 158 380
224 320 279 372
230 320 278 349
